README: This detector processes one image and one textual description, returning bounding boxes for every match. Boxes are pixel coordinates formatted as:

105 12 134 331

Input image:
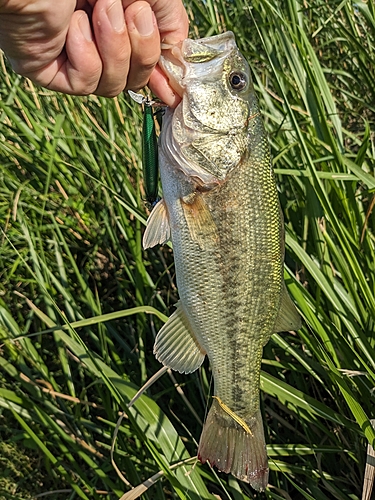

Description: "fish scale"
202 144 282 409
143 31 301 491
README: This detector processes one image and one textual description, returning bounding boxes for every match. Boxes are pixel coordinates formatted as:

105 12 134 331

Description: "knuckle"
98 87 124 98
68 72 102 96
125 83 142 93
77 66 103 95
79 81 101 96
95 77 127 98
140 58 158 73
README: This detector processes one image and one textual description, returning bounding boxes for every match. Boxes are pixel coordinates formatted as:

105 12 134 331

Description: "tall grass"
0 0 374 499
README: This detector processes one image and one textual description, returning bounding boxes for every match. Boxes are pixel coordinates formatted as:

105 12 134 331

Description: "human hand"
0 0 188 106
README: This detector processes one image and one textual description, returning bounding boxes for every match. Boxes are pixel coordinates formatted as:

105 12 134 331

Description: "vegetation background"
0 0 374 499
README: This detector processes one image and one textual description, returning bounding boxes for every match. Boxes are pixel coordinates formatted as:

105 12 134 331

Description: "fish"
143 31 301 491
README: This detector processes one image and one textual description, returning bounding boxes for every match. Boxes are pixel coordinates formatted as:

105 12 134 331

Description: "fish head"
160 32 261 181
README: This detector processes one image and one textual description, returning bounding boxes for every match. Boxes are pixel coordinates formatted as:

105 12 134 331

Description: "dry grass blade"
119 471 165 500
362 419 375 500
127 365 168 408
110 411 133 488
110 367 168 490
119 457 198 500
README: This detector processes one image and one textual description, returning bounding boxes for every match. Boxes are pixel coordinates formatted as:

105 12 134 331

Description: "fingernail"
79 14 93 42
133 6 155 37
107 0 125 33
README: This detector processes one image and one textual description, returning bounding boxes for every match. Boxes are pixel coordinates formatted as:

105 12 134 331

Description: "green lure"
142 98 160 207
128 90 163 208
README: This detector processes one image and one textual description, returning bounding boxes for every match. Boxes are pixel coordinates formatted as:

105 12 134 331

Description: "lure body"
128 91 161 207
142 99 160 207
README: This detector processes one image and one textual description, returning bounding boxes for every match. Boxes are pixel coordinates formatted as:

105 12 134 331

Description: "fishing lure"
128 90 164 208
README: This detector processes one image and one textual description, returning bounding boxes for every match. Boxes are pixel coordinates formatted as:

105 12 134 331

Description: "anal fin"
154 301 206 374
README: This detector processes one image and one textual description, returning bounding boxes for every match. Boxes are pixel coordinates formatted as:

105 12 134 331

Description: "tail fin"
197 398 268 491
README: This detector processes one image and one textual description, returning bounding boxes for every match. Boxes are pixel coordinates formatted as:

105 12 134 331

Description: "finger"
42 11 103 95
124 1 160 91
121 0 188 104
0 0 76 77
148 64 181 107
122 0 189 44
91 0 131 97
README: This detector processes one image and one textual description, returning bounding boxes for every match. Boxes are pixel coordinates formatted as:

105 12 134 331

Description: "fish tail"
197 398 268 491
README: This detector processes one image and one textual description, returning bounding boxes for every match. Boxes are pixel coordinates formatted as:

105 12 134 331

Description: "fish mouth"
159 31 237 98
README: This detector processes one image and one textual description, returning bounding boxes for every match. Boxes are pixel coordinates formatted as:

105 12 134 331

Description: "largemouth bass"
143 31 301 491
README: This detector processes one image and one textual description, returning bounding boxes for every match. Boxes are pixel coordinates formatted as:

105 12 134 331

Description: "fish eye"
229 72 247 91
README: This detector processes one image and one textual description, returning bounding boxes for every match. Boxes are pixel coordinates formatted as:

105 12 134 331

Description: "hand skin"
0 0 188 106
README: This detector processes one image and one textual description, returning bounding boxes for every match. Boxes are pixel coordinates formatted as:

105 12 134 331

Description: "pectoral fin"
154 301 206 374
143 199 171 249
181 192 218 249
273 283 302 333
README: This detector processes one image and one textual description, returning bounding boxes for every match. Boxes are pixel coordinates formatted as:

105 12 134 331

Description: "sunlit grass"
0 0 374 498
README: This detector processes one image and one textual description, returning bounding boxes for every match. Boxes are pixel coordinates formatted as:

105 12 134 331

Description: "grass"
0 0 374 498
